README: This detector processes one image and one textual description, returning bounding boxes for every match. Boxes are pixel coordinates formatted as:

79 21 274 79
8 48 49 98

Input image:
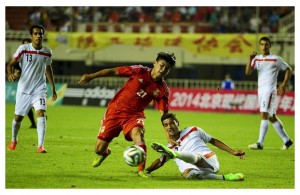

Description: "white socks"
258 120 268 145
11 119 21 142
272 119 290 143
11 116 47 148
37 117 46 147
258 119 290 145
186 169 222 180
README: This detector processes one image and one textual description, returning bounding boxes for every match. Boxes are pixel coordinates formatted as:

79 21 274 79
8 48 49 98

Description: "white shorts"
196 152 219 173
175 151 220 173
15 92 47 116
258 90 277 116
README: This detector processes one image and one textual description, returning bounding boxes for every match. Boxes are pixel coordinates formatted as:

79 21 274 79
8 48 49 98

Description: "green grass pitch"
5 104 294 189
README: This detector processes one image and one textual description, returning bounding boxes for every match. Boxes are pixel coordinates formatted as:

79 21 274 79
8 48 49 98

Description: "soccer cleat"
281 139 293 150
224 173 244 181
7 141 17 151
151 142 178 159
248 142 263 150
37 146 47 153
92 149 111 167
137 170 151 178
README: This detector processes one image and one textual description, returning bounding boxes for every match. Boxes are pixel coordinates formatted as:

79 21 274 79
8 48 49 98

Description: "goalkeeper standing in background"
78 52 176 178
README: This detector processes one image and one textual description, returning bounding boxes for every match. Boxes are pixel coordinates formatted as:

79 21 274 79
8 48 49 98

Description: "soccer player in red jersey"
78 52 176 178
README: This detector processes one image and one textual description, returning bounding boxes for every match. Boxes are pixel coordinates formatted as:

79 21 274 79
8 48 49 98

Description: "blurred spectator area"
79 22 213 33
6 7 30 31
6 6 294 33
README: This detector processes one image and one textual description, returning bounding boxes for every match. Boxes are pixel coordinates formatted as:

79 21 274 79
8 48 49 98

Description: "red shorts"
97 112 145 142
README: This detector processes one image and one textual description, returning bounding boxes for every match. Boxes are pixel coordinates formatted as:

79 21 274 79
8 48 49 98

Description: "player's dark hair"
30 24 45 35
22 38 31 44
161 113 179 126
259 37 272 46
156 52 176 67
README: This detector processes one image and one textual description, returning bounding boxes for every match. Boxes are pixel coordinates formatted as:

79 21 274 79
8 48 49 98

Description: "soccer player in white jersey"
145 113 245 181
245 37 293 150
13 38 37 129
6 24 57 153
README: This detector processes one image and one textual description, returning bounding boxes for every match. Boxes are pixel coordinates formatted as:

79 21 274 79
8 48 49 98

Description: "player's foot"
281 139 293 150
151 142 178 159
92 149 111 167
137 170 151 178
37 146 47 153
29 124 37 129
224 173 244 181
248 142 263 150
7 141 17 151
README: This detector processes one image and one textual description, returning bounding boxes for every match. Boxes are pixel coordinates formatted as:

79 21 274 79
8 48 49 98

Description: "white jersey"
13 43 52 95
250 53 289 94
164 126 214 173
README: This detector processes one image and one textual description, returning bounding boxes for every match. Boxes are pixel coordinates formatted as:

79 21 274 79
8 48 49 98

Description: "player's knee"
269 115 277 123
260 112 269 120
36 109 46 117
131 128 144 141
14 115 24 122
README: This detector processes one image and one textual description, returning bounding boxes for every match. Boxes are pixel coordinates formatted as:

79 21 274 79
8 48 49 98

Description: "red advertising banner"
168 88 294 115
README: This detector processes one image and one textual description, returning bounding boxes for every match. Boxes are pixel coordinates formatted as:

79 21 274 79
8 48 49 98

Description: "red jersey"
107 65 170 118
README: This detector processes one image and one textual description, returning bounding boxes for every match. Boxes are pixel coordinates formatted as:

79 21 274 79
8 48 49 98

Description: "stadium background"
5 6 295 115
3 5 295 190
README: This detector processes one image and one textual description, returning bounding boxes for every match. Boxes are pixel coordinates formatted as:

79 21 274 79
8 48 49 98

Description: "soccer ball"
123 145 146 167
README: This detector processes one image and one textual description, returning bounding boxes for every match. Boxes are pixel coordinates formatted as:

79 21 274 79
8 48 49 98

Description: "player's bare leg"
93 139 111 167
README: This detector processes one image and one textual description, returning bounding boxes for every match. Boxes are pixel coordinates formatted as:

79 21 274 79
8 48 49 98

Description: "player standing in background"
146 113 245 181
78 52 176 178
13 38 37 129
7 24 57 153
245 36 293 150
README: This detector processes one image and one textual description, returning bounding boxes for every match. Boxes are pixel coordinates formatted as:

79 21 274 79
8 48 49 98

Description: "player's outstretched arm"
78 68 118 84
209 138 246 160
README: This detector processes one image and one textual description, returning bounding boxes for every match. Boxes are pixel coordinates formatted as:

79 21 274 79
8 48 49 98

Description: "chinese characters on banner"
48 32 265 58
167 88 294 115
